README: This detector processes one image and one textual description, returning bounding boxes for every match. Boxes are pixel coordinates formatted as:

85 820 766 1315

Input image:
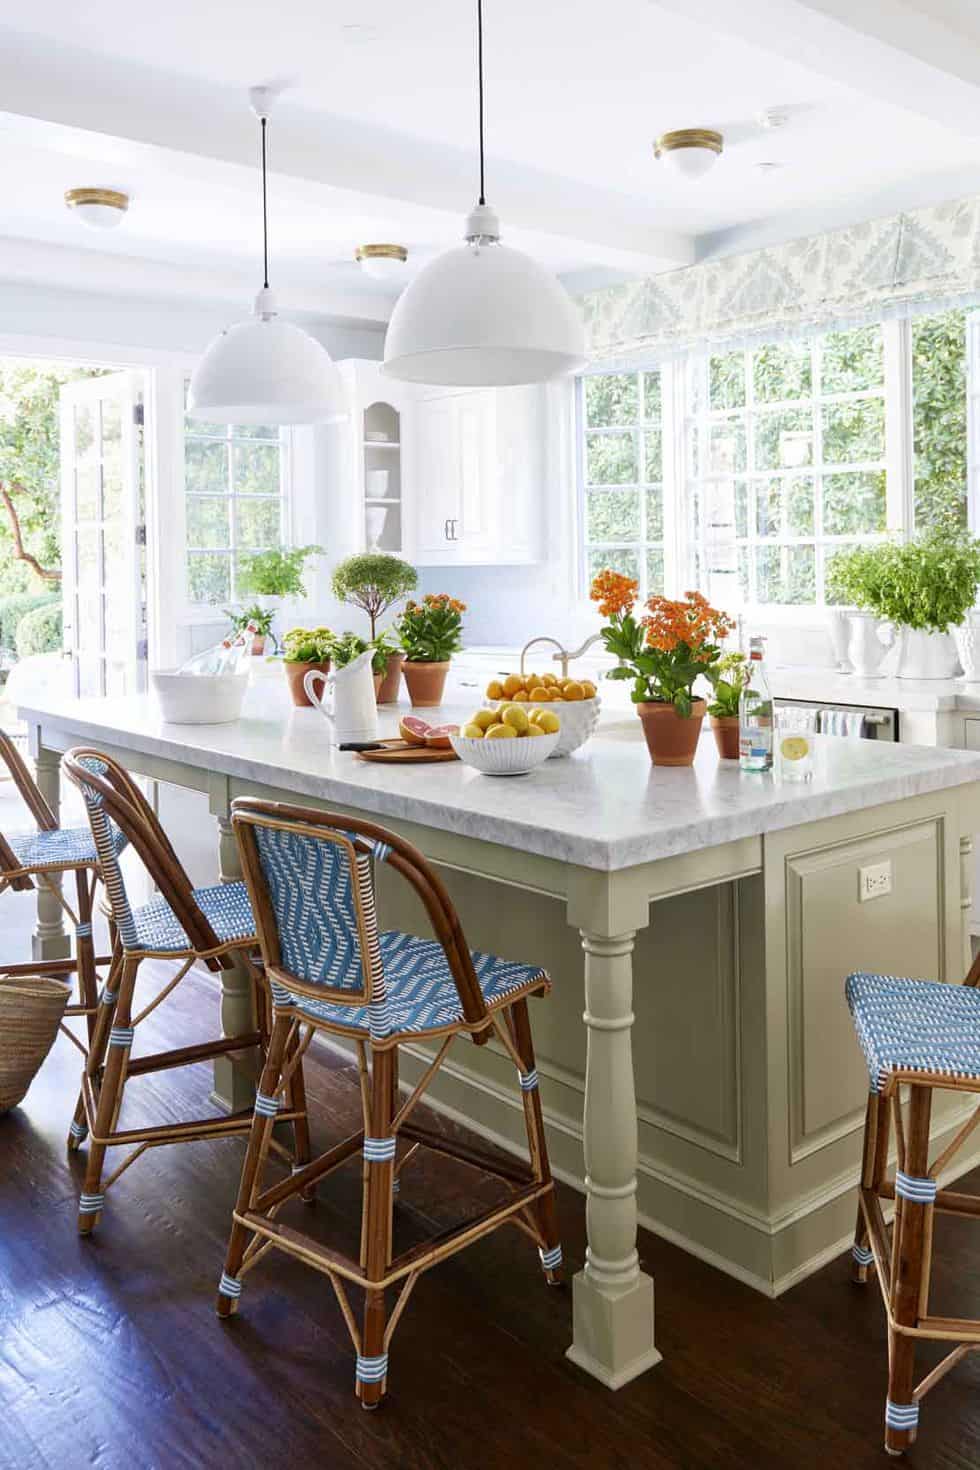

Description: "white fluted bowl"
450 730 559 776
151 670 249 724
482 696 600 757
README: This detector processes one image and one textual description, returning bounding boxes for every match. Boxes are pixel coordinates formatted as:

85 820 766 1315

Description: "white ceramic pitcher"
845 611 894 678
304 649 379 743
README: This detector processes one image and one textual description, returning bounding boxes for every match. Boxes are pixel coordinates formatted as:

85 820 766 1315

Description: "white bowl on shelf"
150 670 249 724
450 730 559 775
365 430 391 443
481 695 600 757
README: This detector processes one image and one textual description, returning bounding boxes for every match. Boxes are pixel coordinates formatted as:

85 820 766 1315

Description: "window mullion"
883 317 913 536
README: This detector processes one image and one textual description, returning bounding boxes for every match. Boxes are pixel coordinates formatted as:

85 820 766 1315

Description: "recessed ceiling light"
653 129 723 180
758 109 790 131
342 23 378 42
756 161 784 173
64 187 130 230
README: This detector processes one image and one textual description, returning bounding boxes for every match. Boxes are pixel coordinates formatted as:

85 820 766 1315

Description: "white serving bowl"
150 670 249 724
450 730 560 776
482 696 600 758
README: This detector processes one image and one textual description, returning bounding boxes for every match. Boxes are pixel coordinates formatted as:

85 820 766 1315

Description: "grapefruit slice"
399 715 431 746
424 723 459 750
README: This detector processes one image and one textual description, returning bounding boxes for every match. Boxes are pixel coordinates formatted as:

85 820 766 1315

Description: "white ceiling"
3 0 980 324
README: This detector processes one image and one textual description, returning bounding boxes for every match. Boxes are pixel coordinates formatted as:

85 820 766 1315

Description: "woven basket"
0 974 70 1113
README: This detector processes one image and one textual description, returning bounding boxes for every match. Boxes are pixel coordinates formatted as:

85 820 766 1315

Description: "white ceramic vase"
845 611 893 678
894 627 961 680
954 613 980 682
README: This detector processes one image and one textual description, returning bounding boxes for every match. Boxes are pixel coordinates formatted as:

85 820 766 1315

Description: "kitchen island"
18 684 980 1390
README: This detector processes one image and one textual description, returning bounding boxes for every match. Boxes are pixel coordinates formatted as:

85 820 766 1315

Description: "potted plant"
829 528 980 679
237 544 323 649
331 553 417 704
706 651 749 760
282 626 333 706
397 594 466 707
224 603 275 656
329 631 389 699
591 570 734 766
372 629 403 704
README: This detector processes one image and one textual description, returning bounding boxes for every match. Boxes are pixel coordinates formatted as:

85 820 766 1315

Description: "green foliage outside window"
912 309 967 529
15 601 63 658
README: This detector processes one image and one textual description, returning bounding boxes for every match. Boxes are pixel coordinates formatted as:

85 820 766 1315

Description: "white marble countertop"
19 686 980 873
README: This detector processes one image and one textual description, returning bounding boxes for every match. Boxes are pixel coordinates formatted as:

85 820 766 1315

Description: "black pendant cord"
477 0 486 205
260 115 270 290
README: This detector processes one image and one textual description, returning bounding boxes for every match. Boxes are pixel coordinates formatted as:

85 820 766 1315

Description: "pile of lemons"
460 704 561 741
485 671 596 703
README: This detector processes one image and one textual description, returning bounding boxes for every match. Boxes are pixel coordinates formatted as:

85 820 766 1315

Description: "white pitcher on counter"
844 612 894 678
304 649 379 743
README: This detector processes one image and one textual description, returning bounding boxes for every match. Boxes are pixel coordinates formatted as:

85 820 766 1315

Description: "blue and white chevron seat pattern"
5 822 125 873
76 756 138 946
276 930 548 1041
126 882 255 954
846 972 980 1091
252 824 382 1001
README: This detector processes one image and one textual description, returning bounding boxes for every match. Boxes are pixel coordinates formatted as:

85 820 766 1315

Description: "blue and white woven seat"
7 821 126 872
129 881 255 953
272 930 547 1040
846 972 980 1092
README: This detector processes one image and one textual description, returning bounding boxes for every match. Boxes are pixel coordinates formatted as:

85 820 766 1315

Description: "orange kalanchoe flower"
590 569 638 620
641 591 735 653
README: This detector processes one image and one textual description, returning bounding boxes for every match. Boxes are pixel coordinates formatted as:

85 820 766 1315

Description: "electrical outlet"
859 860 892 903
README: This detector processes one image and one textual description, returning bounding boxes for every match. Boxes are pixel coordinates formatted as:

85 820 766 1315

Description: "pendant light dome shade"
383 206 585 387
188 291 341 425
187 91 342 425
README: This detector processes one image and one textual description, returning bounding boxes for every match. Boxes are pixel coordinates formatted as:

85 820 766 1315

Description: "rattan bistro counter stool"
62 749 310 1235
0 729 121 1089
847 964 980 1456
216 798 563 1409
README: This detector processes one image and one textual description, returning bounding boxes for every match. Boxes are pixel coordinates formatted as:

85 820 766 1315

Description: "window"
581 368 667 599
577 308 974 613
687 325 887 609
183 402 287 606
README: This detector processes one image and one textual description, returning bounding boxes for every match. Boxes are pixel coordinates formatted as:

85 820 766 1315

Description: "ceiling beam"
651 0 980 136
0 25 693 276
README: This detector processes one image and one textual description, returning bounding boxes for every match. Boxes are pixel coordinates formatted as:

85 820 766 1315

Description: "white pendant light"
382 0 585 387
188 88 341 425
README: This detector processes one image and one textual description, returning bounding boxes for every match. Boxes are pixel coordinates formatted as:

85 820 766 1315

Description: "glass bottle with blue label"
739 636 774 772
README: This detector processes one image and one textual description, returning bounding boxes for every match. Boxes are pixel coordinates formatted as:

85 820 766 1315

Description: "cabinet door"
456 390 497 555
413 395 460 555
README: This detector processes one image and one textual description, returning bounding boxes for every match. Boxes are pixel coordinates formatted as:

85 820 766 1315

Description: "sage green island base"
21 686 980 1387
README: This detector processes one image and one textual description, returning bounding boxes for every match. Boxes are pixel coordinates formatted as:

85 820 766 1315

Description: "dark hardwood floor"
3 967 980 1470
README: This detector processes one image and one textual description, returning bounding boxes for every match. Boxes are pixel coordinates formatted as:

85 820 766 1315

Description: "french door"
60 372 147 698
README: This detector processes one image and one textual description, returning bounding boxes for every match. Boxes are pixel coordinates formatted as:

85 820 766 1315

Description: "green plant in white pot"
829 527 980 679
236 544 322 653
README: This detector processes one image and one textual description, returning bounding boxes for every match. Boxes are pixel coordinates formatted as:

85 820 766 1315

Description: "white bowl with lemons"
450 704 560 776
482 671 600 758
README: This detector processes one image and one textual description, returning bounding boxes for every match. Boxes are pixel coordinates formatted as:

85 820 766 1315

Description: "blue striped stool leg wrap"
79 1192 105 1214
75 922 93 939
392 1175 401 1197
254 1091 281 1119
895 1171 937 1204
108 1026 134 1048
370 840 393 865
539 1244 563 1271
356 1353 389 1385
218 1272 243 1300
100 987 117 1006
69 1119 88 1142
852 1243 874 1267
885 1400 919 1431
518 1068 539 1092
363 1136 397 1163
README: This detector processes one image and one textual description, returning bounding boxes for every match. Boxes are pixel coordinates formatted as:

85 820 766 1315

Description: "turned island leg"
32 742 70 963
566 880 661 1389
210 813 258 1113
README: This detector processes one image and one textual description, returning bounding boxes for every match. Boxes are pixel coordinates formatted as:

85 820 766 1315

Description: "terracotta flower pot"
376 651 405 705
251 633 267 657
373 672 383 699
284 659 330 707
402 659 450 709
636 699 706 767
710 714 740 761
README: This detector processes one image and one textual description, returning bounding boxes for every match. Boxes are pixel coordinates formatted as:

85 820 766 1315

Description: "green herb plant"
397 594 466 663
281 626 333 664
237 545 322 600
828 526 980 632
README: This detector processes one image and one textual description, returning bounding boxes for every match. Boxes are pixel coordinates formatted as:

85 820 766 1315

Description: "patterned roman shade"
582 193 980 366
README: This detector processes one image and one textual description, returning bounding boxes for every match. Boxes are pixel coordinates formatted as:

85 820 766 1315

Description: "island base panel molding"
210 811 259 1113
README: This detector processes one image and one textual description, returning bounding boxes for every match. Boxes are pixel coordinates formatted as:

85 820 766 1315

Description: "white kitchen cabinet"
411 382 545 565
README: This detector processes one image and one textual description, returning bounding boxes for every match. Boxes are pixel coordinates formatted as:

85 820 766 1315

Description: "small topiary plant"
331 553 417 641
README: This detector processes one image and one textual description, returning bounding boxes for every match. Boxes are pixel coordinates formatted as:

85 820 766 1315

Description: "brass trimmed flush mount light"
64 187 130 229
653 128 723 180
355 243 408 285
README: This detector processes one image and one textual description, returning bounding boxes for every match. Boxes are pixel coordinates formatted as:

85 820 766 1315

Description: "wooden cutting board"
355 740 459 764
